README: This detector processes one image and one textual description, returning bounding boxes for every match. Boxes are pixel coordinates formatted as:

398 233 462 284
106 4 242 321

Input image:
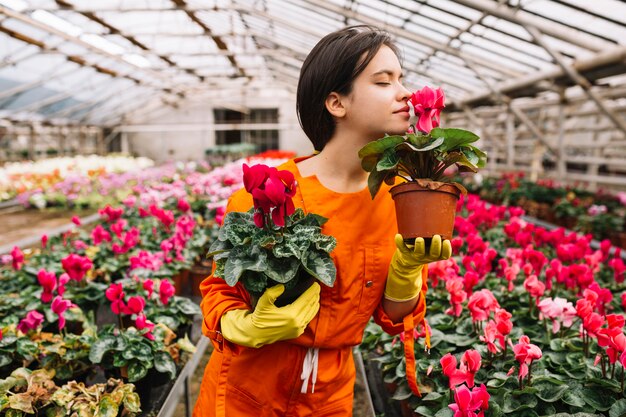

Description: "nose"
398 83 411 102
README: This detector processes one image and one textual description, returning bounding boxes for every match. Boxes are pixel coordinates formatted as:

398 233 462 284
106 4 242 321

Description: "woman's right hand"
220 283 321 348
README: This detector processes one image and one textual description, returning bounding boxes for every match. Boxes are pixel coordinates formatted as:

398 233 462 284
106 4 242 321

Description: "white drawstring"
300 347 319 394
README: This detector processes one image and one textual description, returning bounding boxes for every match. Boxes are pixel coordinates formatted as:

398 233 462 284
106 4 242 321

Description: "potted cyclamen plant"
358 86 487 244
207 164 337 307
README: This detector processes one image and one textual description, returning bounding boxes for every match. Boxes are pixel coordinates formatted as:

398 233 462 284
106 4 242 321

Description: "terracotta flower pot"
390 181 461 243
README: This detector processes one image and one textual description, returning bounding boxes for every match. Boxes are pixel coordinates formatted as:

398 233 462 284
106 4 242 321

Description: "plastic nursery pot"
250 273 316 309
390 181 461 245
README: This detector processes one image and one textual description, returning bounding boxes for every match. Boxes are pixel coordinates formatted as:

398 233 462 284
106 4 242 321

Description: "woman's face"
341 45 411 141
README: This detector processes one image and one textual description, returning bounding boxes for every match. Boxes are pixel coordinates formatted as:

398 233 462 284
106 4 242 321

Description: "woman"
194 25 451 417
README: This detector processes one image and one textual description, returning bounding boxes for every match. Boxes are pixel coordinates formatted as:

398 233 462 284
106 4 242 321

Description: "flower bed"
0 153 292 415
0 155 154 204
462 172 626 248
361 194 626 417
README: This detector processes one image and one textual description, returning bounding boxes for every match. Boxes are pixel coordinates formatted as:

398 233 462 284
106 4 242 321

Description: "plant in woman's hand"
358 86 487 198
208 164 337 301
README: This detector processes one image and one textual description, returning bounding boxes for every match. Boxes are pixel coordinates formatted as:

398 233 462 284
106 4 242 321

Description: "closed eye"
376 82 391 86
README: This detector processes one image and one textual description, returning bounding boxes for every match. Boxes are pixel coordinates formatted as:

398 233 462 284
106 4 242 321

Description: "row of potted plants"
360 192 626 417
0 153 293 415
462 172 626 248
0 154 154 204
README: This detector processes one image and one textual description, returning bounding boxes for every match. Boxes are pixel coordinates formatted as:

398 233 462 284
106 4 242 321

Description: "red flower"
159 279 175 305
61 254 93 281
91 225 112 245
41 234 48 249
408 86 445 133
143 279 155 298
10 246 24 271
243 163 270 193
243 164 297 228
126 296 146 315
448 384 490 417
177 198 191 212
524 275 545 300
99 205 124 222
71 216 81 226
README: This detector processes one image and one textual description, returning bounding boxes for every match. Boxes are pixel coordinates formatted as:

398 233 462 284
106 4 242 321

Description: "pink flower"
524 275 545 300
51 296 75 331
135 314 155 341
513 335 542 380
177 198 191 212
460 350 482 388
61 254 93 281
106 283 126 315
597 325 626 364
91 225 112 245
609 257 625 284
243 164 297 228
538 297 576 333
445 277 466 317
448 384 490 417
243 163 270 193
126 296 146 315
129 251 163 271
111 219 128 237
17 310 44 334
98 205 124 222
467 289 500 322
10 246 24 270
41 234 48 249
37 269 57 303
57 273 70 297
479 320 500 354
159 279 175 305
71 216 81 226
408 86 445 133
143 279 155 298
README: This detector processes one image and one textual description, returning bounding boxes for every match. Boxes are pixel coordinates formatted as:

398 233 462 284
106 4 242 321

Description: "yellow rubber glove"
385 234 452 302
220 282 321 348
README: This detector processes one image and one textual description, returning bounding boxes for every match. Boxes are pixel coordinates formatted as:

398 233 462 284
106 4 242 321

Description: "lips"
394 106 410 114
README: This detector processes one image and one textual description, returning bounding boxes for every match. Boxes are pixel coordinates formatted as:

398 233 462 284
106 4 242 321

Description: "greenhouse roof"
0 0 625 127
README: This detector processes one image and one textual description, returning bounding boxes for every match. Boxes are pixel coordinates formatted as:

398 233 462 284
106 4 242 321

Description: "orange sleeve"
372 265 429 335
199 190 254 353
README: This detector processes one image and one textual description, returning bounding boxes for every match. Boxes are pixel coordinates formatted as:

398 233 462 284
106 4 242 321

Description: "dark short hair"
296 25 400 151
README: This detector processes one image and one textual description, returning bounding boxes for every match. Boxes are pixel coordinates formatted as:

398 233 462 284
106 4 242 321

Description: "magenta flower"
71 216 81 226
513 335 542 381
448 384 489 417
98 205 124 222
37 269 57 303
135 314 155 341
61 253 93 281
126 296 146 315
243 164 297 228
10 246 24 270
91 225 112 245
41 234 48 249
51 296 75 331
159 279 175 305
177 198 191 212
408 86 445 133
467 289 500 322
143 279 155 298
57 273 70 297
17 310 44 334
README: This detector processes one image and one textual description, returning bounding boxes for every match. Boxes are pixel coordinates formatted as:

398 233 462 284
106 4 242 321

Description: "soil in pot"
390 181 461 245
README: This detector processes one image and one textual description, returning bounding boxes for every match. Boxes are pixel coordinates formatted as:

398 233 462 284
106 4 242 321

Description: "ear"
325 92 347 118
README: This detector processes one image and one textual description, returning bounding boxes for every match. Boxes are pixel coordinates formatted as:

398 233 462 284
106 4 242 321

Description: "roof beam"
525 24 626 138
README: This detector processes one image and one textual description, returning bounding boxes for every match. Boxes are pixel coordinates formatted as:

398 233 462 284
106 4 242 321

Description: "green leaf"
224 245 267 286
95 395 119 417
207 238 230 257
580 386 615 411
533 379 568 402
264 256 300 283
407 134 431 147
153 351 177 380
421 392 443 402
127 362 149 382
123 342 152 361
366 169 394 199
609 399 626 417
173 297 202 316
502 392 537 413
391 384 412 400
414 136 444 151
414 406 435 417
302 251 336 287
0 354 12 369
431 128 479 151
562 389 586 407
358 135 404 158
89 335 119 364
15 339 38 358
376 148 400 171
434 408 454 417
312 234 336 253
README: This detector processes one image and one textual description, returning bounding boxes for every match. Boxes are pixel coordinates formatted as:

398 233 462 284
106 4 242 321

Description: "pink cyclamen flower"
448 384 490 417
467 289 500 322
57 273 70 297
513 335 542 380
408 86 445 133
41 234 48 249
51 296 75 331
61 253 93 281
71 216 81 226
126 296 146 315
537 297 576 333
10 246 24 270
177 198 191 212
37 269 57 303
159 279 176 305
143 279 155 298
524 275 545 300
17 310 44 334
91 225 112 245
135 314 155 341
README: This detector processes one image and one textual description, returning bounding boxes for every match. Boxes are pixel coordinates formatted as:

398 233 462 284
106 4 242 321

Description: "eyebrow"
371 69 404 78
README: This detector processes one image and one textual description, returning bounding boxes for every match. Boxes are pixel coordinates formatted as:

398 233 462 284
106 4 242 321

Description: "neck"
314 130 371 183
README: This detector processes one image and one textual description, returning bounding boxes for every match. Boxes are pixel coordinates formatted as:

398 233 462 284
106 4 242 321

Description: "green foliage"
358 128 486 199
208 208 337 296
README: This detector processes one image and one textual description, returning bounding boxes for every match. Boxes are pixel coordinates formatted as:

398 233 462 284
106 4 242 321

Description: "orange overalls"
193 157 428 417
